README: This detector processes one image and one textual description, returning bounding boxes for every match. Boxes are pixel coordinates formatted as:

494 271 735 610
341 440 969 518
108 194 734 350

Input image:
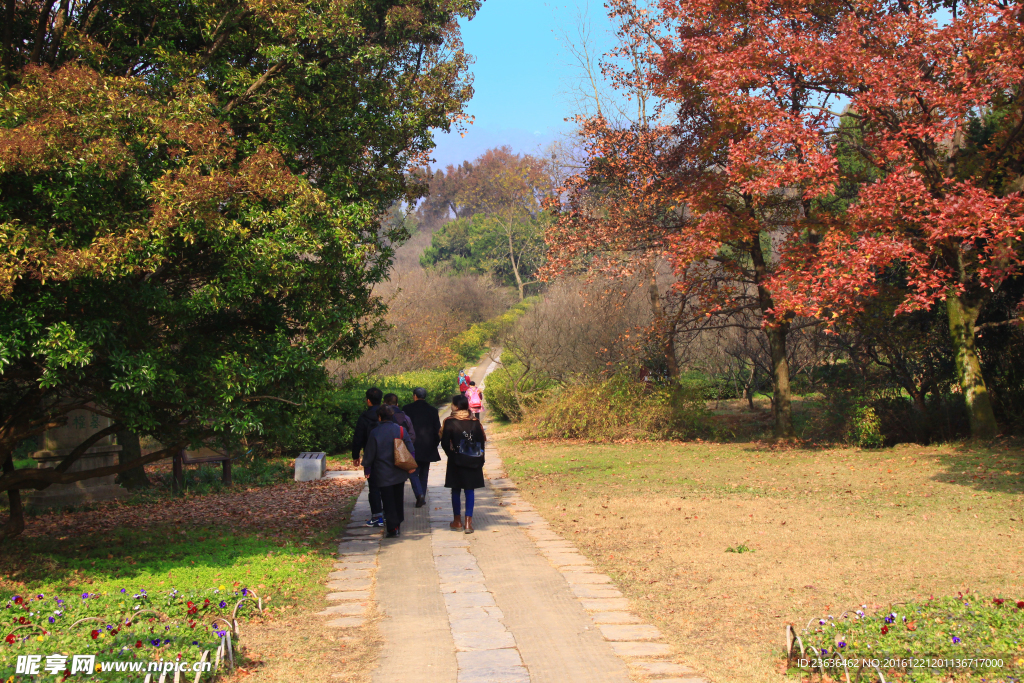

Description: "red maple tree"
557 0 1024 438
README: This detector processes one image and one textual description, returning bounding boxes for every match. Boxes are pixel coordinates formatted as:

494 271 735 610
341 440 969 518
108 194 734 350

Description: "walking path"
319 356 709 683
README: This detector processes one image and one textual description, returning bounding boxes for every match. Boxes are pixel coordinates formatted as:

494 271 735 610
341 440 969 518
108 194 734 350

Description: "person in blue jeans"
440 394 486 534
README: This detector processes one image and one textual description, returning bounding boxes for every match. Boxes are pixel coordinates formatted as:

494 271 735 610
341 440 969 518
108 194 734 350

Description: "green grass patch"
1 485 358 681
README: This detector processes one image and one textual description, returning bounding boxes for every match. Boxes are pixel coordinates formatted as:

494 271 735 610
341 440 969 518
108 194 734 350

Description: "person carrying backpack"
440 394 486 533
465 381 483 419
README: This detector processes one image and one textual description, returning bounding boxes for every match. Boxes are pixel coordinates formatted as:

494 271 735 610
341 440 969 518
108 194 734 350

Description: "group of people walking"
351 376 486 538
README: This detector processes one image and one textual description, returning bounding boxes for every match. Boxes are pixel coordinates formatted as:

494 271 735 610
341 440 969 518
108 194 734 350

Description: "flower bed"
787 596 1024 682
2 585 261 681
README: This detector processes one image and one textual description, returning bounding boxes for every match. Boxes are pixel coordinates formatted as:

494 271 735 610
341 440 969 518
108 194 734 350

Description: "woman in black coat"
364 405 416 537
440 394 486 533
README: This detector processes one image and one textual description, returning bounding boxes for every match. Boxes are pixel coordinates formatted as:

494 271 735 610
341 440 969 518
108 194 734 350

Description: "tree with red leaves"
558 0 1024 439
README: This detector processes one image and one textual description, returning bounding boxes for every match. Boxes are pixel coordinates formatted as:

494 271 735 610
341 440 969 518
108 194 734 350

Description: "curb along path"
320 355 710 683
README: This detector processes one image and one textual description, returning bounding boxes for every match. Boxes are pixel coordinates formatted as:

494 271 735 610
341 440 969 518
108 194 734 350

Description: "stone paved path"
320 356 710 683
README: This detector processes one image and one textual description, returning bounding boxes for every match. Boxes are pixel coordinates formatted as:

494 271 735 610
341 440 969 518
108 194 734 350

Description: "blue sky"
428 0 619 169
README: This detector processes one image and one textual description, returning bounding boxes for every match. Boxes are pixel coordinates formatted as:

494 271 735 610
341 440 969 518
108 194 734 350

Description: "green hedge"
449 297 538 363
273 368 460 457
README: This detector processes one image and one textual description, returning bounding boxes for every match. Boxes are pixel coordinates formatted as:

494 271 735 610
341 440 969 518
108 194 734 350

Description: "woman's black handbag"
454 433 484 468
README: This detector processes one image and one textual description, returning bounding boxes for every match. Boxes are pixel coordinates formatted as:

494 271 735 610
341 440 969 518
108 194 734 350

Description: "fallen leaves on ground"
20 478 364 539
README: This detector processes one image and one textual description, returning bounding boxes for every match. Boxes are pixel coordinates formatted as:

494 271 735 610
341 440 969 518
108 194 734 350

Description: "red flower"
881 625 889 635
1016 601 1024 609
90 630 100 639
4 633 15 644
125 621 132 627
204 599 210 606
135 640 143 648
994 598 1005 607
17 617 27 625
13 597 23 605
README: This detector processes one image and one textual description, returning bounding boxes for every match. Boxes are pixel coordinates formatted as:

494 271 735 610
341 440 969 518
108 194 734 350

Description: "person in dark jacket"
352 387 384 527
403 387 441 507
440 394 486 534
363 405 416 537
383 393 424 504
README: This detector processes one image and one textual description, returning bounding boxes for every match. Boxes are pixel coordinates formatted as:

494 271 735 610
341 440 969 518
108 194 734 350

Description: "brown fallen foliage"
19 478 364 540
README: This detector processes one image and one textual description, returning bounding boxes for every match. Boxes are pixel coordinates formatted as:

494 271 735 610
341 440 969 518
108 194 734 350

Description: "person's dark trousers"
414 461 431 496
369 483 383 517
408 468 424 498
379 482 406 533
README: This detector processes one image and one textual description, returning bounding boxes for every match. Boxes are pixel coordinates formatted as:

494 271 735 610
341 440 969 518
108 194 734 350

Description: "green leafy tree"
0 0 479 538
421 213 547 294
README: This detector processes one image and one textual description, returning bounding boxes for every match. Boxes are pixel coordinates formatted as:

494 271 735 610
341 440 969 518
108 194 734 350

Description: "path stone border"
482 448 709 683
427 469 530 683
317 484 381 631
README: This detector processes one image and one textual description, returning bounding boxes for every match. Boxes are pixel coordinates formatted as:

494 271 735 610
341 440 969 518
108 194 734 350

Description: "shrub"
847 404 884 448
524 375 709 442
484 361 554 422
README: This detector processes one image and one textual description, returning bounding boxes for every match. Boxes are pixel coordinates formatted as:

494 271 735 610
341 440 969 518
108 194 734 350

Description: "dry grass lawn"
231 607 382 682
496 430 1024 683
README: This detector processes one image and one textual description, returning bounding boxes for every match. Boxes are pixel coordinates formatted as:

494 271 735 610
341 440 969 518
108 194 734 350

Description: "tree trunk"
767 324 795 438
745 363 756 411
648 271 680 378
508 229 525 301
1 454 24 541
947 293 998 439
751 233 794 438
115 430 151 490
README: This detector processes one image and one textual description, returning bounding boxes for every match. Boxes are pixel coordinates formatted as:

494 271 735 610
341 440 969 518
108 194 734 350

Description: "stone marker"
26 408 125 508
295 452 326 481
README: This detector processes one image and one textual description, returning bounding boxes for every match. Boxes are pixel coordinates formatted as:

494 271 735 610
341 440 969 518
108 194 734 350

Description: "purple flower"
822 648 828 655
120 589 126 594
48 617 55 624
838 641 847 649
218 601 227 609
81 592 89 599
952 636 961 644
215 630 227 638
150 639 160 646
192 641 199 646
241 589 248 596
162 639 170 645
36 594 44 600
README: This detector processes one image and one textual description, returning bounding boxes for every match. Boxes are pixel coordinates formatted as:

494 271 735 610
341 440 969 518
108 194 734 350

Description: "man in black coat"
352 387 384 526
403 386 442 506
